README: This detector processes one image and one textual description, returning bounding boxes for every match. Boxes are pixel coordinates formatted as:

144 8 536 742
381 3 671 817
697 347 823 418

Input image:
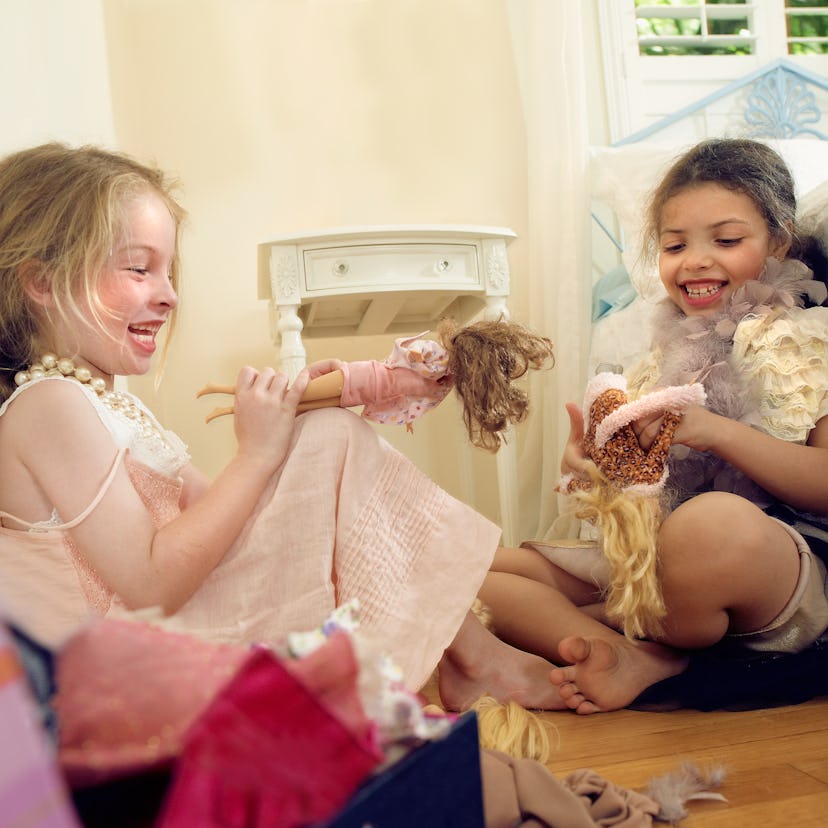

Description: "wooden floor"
536 696 828 826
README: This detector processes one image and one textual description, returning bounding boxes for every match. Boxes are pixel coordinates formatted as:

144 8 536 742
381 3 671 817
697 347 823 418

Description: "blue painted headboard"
616 58 828 146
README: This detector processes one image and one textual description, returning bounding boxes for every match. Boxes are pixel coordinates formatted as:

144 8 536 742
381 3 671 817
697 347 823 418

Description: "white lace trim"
0 376 190 477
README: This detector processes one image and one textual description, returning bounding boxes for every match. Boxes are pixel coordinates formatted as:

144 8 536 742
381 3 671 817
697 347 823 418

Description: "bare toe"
558 635 591 664
549 665 574 687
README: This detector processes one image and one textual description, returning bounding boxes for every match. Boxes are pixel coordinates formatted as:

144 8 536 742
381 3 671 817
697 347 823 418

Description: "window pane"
635 0 755 55
786 1 828 54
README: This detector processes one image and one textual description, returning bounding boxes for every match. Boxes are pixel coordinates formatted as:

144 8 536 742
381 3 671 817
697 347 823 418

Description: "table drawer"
303 243 481 293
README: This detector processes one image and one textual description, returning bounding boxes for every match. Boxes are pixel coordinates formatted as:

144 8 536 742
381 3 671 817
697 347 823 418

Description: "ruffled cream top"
629 305 828 444
732 306 828 442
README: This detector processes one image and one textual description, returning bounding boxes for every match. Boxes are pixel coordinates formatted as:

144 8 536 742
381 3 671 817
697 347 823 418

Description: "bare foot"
550 635 688 714
438 612 567 711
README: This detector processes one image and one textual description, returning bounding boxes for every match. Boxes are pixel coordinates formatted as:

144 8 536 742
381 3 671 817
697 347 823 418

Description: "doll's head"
0 143 186 401
438 317 555 452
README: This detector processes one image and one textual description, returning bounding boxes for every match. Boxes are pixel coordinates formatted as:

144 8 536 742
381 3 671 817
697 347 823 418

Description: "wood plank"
533 698 828 826
356 295 406 334
682 791 828 827
795 757 828 785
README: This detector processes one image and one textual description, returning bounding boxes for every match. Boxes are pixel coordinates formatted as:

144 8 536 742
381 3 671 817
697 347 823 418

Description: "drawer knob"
332 259 350 276
435 258 453 273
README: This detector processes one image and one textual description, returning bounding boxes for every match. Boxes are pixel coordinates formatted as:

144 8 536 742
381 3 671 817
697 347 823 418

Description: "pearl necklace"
14 353 108 395
12 354 190 477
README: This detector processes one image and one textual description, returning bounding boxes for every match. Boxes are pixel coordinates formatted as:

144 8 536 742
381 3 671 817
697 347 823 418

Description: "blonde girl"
0 142 564 712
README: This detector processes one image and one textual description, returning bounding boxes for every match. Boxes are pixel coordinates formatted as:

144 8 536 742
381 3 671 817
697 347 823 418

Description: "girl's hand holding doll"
232 366 310 473
633 404 722 455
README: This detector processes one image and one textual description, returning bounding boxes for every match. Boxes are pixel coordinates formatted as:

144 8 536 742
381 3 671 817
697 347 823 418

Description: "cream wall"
0 0 116 155
102 0 532 522
1 0 609 531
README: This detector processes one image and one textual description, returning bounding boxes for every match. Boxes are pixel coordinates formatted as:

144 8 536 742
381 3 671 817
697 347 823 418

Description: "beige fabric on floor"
481 749 660 827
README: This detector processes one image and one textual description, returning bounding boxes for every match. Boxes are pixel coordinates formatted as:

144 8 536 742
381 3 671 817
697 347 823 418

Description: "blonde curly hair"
0 142 186 402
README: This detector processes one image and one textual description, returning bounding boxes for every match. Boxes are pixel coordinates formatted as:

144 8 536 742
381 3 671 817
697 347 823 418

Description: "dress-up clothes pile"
4 612 724 827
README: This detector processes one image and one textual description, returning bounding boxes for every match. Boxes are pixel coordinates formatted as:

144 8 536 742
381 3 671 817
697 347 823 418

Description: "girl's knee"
658 493 800 633
294 406 372 443
659 492 766 570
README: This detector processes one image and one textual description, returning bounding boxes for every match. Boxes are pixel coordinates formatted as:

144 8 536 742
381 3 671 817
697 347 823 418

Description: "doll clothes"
0 377 500 691
342 332 453 427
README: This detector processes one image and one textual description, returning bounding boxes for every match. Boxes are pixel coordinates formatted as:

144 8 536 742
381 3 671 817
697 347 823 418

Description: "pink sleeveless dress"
0 378 500 690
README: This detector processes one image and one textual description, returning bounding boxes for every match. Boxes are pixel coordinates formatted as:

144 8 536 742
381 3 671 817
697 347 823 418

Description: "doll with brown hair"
198 316 555 452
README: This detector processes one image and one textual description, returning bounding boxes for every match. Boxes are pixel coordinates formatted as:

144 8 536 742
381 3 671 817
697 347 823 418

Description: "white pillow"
590 138 828 302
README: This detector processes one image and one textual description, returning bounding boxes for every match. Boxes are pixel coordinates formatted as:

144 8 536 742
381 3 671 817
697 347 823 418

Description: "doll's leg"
199 370 346 421
296 370 344 412
550 492 800 713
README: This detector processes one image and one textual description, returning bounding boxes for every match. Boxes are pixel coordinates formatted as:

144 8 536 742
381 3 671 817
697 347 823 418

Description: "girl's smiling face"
48 189 179 384
658 182 791 316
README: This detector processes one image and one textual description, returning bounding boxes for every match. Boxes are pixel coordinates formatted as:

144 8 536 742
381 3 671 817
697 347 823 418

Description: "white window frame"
597 0 828 141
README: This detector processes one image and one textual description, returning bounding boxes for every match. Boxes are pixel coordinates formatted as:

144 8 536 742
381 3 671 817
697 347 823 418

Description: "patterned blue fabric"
9 624 58 742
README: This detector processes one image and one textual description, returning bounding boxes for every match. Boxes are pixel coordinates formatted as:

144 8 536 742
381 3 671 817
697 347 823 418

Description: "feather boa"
644 257 823 509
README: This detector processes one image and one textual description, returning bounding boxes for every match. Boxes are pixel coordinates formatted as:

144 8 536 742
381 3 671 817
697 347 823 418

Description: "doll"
558 372 706 640
198 317 556 452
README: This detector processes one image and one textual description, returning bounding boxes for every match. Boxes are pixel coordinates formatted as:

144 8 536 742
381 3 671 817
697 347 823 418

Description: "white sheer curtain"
513 1 592 540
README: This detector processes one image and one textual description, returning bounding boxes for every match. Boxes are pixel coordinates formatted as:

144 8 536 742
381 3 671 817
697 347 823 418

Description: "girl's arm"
16 367 309 614
671 406 828 515
178 463 210 510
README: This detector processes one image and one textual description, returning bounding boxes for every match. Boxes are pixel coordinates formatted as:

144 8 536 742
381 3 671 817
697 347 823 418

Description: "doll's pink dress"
0 376 500 691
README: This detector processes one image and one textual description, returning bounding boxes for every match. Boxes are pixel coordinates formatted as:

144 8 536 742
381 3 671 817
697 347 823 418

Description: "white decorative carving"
273 253 299 300
486 243 509 291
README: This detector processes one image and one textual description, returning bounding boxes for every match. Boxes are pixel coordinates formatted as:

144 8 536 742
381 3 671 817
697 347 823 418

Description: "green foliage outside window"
787 1 828 55
635 0 752 55
634 0 828 56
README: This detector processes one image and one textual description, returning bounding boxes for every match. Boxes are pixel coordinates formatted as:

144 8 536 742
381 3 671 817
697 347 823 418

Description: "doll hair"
561 374 705 640
437 317 555 452
0 142 187 402
570 461 667 639
641 137 828 300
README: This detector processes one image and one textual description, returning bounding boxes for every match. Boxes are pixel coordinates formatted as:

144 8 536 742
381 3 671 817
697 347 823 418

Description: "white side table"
258 225 520 544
